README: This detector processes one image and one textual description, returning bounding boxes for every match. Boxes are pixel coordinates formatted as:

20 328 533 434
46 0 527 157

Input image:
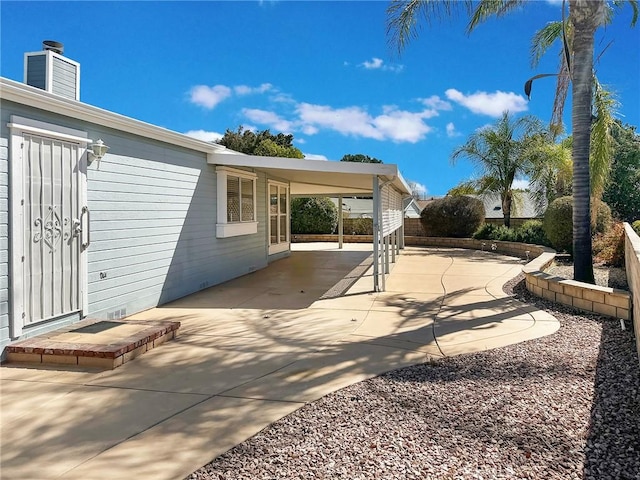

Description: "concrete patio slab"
86 341 301 396
385 273 446 294
60 396 303 480
371 291 443 314
1 383 206 479
222 341 428 403
1 244 560 480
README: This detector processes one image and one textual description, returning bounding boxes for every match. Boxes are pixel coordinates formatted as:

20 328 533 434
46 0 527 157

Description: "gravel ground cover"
545 262 629 291
189 276 640 480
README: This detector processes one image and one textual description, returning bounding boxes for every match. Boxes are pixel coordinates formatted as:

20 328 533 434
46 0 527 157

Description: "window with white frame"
268 181 289 255
216 166 258 238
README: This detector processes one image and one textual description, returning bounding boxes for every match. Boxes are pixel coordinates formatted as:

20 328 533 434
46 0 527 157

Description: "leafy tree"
217 126 304 159
340 154 383 163
525 133 573 213
450 112 543 228
603 121 640 222
386 0 637 283
447 180 478 196
291 197 338 234
420 195 485 238
407 180 427 199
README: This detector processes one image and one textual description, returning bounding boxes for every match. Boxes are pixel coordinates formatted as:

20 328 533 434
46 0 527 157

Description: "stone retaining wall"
624 223 640 361
292 234 373 243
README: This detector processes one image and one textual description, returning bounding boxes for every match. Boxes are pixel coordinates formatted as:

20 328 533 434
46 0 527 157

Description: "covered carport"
208 147 412 292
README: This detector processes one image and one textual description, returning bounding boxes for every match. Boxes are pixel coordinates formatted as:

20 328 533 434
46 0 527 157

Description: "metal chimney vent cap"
42 40 64 55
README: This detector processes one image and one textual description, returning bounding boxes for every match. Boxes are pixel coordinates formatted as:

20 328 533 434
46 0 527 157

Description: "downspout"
401 194 412 250
338 195 343 249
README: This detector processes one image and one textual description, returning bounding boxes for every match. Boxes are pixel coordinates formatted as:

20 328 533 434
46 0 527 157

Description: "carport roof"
209 147 411 197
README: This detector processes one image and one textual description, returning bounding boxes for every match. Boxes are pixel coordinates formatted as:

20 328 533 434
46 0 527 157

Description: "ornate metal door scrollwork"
32 205 71 253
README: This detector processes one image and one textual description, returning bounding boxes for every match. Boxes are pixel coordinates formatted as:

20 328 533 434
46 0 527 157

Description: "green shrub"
420 196 485 238
343 217 373 235
543 197 574 252
473 223 518 242
632 220 640 236
516 220 550 246
492 225 518 242
593 201 613 233
475 220 550 246
291 197 338 234
542 196 612 253
593 221 625 267
473 223 498 240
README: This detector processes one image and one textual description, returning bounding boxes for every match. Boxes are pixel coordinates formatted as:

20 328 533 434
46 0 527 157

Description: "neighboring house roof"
331 198 375 218
329 197 422 218
403 198 422 218
471 192 542 219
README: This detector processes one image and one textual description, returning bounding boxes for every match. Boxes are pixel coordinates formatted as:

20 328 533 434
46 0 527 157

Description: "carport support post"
384 234 390 274
391 230 396 264
372 176 381 292
338 195 343 249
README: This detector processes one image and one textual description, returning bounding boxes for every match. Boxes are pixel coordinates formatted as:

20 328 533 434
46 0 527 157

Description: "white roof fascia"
210 150 396 175
209 151 411 195
0 77 223 155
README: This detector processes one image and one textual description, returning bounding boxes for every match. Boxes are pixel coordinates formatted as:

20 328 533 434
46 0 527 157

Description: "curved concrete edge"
409 236 631 322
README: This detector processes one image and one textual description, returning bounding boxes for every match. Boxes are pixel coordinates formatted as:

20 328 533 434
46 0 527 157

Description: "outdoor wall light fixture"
87 139 109 164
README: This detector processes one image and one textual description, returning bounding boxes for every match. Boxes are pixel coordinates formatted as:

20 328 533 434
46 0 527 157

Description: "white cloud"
294 103 433 143
189 85 232 109
297 103 382 140
360 57 404 73
234 83 273 95
242 108 293 133
189 83 272 109
373 107 433 143
445 88 528 117
446 122 460 137
362 57 384 69
303 153 328 160
302 125 319 135
512 178 531 190
408 180 428 196
183 129 223 142
419 95 452 111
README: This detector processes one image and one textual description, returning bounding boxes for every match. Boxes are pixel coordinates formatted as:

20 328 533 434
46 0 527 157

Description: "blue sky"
2 1 638 196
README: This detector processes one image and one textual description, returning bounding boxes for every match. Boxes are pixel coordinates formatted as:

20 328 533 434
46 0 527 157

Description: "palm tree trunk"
502 193 512 228
570 0 601 284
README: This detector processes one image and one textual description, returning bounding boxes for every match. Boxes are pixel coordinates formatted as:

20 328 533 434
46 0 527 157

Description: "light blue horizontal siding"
51 56 78 99
0 100 270 353
86 129 268 320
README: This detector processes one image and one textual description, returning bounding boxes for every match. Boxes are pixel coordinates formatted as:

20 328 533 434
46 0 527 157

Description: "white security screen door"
10 120 89 336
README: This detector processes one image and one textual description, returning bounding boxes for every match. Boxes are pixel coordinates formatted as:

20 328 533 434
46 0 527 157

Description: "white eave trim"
1 77 224 155
209 150 398 176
